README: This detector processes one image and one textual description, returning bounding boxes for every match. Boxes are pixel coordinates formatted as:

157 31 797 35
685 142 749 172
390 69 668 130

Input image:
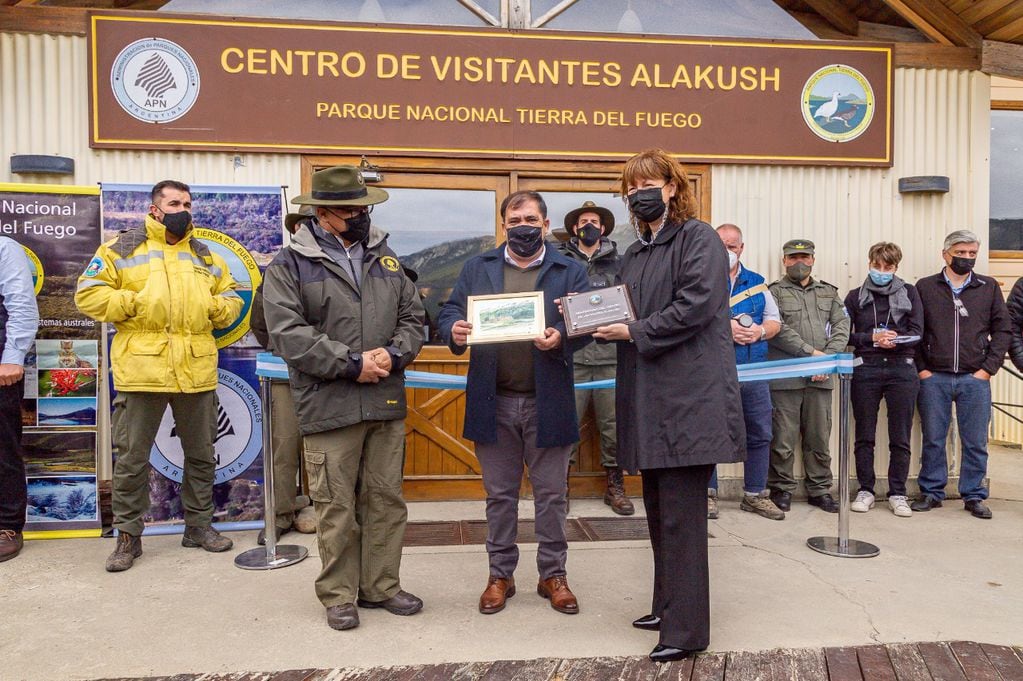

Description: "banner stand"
235 375 308 570
806 372 880 559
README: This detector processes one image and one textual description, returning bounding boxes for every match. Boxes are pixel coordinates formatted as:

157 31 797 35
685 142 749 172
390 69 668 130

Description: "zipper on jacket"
953 292 960 373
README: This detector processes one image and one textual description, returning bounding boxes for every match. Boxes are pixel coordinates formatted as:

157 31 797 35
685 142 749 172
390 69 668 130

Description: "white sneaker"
850 490 875 513
888 495 912 517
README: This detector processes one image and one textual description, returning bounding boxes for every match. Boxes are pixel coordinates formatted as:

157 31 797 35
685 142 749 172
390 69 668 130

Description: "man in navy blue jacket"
439 190 590 617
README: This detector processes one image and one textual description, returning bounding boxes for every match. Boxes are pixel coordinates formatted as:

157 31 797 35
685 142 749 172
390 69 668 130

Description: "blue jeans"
710 380 771 495
917 371 991 502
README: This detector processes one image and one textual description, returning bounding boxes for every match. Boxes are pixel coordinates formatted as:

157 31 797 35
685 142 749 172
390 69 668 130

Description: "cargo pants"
269 380 301 530
768 386 834 497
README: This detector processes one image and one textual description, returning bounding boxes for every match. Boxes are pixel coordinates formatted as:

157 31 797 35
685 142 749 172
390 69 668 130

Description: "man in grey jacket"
262 165 425 631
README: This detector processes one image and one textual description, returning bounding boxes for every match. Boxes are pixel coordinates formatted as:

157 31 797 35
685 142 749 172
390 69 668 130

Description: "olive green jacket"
767 276 850 390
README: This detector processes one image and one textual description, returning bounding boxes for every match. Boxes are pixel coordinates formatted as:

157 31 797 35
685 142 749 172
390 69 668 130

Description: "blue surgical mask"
868 269 893 286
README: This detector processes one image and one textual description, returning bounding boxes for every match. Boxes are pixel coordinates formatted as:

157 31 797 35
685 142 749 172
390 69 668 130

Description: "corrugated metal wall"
1 31 1002 486
711 68 994 487
0 32 303 193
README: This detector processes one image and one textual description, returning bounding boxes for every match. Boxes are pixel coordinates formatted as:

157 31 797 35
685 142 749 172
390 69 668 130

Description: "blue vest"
731 265 768 365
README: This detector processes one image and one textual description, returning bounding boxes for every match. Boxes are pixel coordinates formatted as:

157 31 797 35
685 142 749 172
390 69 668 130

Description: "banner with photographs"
0 183 103 538
101 184 282 530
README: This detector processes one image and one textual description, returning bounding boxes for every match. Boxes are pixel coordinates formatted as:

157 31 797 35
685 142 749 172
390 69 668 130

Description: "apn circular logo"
380 255 400 273
801 64 874 143
149 368 262 485
22 245 43 295
193 227 262 349
111 38 200 123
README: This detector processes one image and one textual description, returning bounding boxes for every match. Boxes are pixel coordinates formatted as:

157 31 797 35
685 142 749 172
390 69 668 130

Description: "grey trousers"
475 395 573 581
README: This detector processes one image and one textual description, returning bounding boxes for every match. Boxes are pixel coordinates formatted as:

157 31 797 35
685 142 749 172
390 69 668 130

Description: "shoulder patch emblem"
84 257 104 278
380 255 400 273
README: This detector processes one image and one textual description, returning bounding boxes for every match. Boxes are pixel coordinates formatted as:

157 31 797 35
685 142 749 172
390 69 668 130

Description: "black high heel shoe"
649 644 700 663
632 614 661 631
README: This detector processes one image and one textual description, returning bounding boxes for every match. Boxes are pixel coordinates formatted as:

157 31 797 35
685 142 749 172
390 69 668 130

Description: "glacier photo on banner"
100 184 283 529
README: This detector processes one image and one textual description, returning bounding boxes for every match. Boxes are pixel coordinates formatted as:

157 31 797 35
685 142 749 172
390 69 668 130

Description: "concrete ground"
4 447 1022 681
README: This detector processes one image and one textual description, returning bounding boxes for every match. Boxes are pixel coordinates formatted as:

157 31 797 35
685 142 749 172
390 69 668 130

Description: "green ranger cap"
782 239 815 256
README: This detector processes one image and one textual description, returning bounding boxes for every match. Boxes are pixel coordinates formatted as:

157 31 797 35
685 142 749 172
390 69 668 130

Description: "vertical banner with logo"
100 184 282 530
0 183 103 538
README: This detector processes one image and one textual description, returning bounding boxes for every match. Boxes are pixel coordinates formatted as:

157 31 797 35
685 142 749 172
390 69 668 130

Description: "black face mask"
330 210 371 243
949 256 975 276
577 224 602 247
628 187 666 224
506 225 544 258
161 210 192 238
786 262 812 283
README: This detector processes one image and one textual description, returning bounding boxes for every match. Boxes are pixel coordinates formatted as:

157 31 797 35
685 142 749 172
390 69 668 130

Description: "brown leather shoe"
537 575 579 614
479 575 515 614
604 466 635 516
0 529 24 563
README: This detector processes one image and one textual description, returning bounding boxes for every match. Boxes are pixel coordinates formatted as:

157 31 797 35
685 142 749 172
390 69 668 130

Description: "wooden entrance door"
299 157 709 500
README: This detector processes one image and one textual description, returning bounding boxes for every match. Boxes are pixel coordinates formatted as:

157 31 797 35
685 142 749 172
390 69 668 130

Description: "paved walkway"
4 447 1022 681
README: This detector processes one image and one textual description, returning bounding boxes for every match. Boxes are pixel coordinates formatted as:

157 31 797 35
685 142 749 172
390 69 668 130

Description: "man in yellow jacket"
76 180 243 572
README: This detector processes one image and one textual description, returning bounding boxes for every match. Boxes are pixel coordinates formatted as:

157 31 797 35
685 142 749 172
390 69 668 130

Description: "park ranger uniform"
767 271 850 498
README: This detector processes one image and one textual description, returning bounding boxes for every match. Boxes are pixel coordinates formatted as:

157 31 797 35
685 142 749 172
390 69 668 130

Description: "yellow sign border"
90 14 893 165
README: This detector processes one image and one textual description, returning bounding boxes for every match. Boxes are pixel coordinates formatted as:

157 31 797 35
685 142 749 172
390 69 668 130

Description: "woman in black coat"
594 148 745 662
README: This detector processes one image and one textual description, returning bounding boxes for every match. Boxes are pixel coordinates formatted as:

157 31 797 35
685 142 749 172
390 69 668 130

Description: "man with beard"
439 190 590 617
556 201 633 516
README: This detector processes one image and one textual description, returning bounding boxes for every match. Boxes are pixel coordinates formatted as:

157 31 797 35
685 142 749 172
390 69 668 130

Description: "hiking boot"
707 488 719 520
181 525 233 552
105 533 142 572
604 467 635 516
851 490 875 513
740 492 785 520
888 495 912 518
0 529 24 563
326 603 359 630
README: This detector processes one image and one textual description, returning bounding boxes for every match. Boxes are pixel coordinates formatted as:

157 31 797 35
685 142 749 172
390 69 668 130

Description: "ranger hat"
563 200 615 236
283 205 313 234
782 238 815 256
291 165 388 207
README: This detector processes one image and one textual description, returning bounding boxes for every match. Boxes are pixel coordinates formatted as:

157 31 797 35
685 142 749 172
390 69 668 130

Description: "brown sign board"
89 13 893 166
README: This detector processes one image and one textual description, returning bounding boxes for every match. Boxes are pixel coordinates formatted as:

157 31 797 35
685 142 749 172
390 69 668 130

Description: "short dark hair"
151 180 191 203
500 191 547 220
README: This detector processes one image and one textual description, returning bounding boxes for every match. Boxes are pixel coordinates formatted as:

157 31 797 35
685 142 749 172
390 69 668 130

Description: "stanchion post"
235 371 308 570
807 359 880 559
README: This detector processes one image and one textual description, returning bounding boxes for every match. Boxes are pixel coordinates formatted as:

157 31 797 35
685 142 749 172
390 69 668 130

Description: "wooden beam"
986 14 1023 42
801 0 859 36
879 0 983 47
982 39 1023 78
893 42 981 69
0 6 87 34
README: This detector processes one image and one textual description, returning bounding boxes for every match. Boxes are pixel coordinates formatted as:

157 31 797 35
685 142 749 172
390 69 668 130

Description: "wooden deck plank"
980 644 1023 681
949 642 1002 681
690 653 726 681
480 658 560 681
654 654 696 680
556 657 627 679
724 650 773 681
887 643 934 681
617 656 663 681
858 646 898 681
918 642 969 681
787 647 829 680
825 646 865 681
411 662 474 680
449 661 495 680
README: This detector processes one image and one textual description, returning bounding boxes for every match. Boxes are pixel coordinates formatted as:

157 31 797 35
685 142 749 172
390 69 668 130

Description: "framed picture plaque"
466 291 546 345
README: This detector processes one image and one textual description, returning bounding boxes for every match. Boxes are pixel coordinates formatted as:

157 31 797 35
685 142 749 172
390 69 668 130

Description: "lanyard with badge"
871 301 893 347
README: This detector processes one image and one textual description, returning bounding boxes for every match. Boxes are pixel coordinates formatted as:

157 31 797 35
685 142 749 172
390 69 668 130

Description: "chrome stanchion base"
806 536 880 558
234 544 309 570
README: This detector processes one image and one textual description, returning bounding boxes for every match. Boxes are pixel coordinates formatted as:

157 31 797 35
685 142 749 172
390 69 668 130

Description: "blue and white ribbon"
257 352 859 389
